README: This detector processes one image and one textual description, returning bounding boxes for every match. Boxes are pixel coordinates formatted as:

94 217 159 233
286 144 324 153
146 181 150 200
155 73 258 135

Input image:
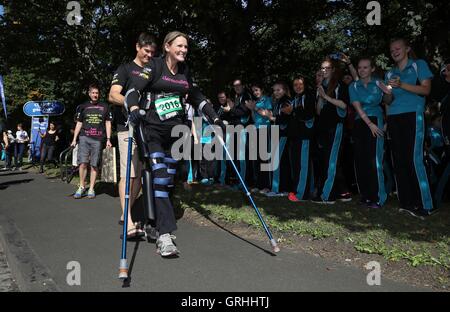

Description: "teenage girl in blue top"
349 57 388 208
384 38 434 216
250 83 272 193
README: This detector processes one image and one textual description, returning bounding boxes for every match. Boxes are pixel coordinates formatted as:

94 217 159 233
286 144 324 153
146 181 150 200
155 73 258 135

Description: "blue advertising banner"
0 75 7 119
30 116 48 160
23 101 65 117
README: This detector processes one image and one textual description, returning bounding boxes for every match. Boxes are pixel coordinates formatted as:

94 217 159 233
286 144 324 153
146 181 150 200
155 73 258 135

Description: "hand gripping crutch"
208 119 280 253
119 124 135 279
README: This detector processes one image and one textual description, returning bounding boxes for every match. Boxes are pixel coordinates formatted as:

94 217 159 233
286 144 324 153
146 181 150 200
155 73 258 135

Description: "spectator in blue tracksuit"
384 38 434 216
430 59 450 205
249 83 272 193
288 77 316 202
431 59 450 162
312 58 351 204
349 57 388 209
266 81 292 197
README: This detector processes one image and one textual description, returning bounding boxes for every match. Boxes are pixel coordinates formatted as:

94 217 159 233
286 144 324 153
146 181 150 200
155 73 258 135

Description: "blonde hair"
390 38 417 60
163 31 189 54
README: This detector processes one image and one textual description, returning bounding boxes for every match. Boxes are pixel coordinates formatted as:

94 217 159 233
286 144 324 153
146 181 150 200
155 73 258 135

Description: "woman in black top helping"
39 121 59 173
126 31 224 257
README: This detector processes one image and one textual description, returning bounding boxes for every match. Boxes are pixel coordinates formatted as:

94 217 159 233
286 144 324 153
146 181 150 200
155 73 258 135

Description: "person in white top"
14 123 29 170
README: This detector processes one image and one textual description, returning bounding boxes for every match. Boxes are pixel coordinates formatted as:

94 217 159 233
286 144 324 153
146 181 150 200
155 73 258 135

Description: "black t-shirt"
228 91 252 126
129 56 206 128
42 131 57 146
111 61 153 132
316 82 349 135
76 101 113 141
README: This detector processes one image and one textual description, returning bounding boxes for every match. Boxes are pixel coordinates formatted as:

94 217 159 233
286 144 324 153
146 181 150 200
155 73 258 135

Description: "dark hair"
217 90 228 97
17 123 23 128
88 83 100 92
137 32 157 48
47 121 56 131
250 82 264 90
390 37 417 60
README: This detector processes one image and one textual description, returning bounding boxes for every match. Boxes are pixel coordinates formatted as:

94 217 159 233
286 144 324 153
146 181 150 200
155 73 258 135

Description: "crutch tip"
118 269 128 280
272 245 281 253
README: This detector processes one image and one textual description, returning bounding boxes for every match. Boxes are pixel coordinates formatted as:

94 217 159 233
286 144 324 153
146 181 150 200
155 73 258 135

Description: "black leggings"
40 144 56 169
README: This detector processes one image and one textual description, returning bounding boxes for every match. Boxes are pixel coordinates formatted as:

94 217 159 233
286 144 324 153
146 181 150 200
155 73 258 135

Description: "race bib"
155 95 183 121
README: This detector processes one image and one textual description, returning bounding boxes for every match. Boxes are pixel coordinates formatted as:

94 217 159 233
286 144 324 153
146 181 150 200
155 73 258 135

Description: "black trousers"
289 138 313 199
200 142 215 179
341 130 357 192
219 128 248 186
387 112 433 210
353 117 387 205
251 127 271 190
316 124 347 201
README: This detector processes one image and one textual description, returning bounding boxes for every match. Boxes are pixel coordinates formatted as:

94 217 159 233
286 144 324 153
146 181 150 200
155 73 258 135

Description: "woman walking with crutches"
125 31 225 258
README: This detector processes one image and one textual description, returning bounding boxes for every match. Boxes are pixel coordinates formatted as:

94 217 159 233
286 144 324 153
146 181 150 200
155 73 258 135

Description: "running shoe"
288 193 301 202
366 202 382 209
73 186 85 199
87 189 96 199
156 233 179 257
311 196 335 205
337 192 352 202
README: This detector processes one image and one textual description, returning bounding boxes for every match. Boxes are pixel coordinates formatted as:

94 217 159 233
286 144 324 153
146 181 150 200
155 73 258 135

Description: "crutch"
206 118 280 253
119 123 134 279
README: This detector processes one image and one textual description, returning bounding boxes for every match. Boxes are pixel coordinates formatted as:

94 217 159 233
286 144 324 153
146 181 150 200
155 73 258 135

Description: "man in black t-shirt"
108 33 157 234
71 83 113 199
221 79 253 186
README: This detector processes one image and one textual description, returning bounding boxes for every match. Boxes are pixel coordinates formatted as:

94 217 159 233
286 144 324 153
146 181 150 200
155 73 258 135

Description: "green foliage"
0 0 449 122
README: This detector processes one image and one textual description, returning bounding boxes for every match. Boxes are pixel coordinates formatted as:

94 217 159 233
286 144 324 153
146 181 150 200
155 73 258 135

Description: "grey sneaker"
156 233 179 257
